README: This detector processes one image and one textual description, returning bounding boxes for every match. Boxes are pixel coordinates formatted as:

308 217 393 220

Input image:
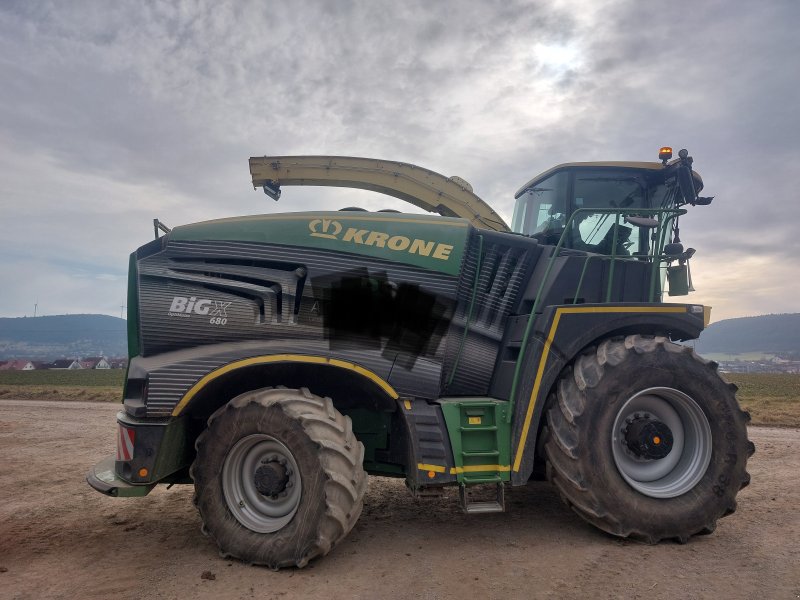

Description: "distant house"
0 359 37 370
50 359 82 370
108 358 128 369
81 357 111 369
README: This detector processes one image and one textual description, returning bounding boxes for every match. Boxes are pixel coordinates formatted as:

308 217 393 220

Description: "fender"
249 155 510 232
508 303 708 484
170 354 399 417
123 344 402 419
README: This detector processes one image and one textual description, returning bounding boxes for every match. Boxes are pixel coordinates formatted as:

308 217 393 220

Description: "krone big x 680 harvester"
88 147 753 568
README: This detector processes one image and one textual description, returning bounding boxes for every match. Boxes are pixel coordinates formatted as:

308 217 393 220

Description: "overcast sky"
1 0 797 322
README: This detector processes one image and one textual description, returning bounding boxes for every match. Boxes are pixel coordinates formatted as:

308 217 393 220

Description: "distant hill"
0 314 127 360
694 313 800 356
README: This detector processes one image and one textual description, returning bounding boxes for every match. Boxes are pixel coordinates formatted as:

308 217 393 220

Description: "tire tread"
543 334 753 543
192 387 367 568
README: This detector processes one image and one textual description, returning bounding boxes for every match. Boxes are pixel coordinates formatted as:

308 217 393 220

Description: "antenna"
120 305 126 318
34 302 38 317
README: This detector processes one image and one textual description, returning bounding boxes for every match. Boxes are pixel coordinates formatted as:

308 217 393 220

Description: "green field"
0 370 798 427
0 369 124 402
0 369 125 386
723 372 800 427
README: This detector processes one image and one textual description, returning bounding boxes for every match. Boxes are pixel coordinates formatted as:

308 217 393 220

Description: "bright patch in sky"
534 42 582 71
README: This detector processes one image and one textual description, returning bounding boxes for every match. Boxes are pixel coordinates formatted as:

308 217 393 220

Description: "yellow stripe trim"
418 463 447 473
417 464 511 474
403 400 412 410
171 354 398 416
450 465 511 474
511 306 687 472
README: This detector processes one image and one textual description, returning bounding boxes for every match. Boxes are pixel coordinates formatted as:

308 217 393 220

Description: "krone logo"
307 218 455 262
309 218 342 239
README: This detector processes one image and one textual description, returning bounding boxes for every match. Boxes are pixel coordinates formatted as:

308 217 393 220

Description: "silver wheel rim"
611 387 712 498
222 434 302 533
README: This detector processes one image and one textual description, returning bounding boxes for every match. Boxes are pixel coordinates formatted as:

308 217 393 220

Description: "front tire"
191 387 367 568
544 335 754 543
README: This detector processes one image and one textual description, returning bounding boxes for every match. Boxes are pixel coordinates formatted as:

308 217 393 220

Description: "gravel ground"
1 399 798 600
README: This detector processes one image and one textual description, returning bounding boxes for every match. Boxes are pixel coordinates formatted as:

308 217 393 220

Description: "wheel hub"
222 434 303 533
611 387 713 498
254 461 289 497
624 417 673 460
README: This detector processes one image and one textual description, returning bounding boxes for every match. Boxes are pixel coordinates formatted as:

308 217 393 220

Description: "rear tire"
544 335 753 543
191 387 367 568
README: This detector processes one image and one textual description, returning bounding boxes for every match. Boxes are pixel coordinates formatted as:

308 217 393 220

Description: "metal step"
459 482 505 514
462 450 500 457
408 486 445 499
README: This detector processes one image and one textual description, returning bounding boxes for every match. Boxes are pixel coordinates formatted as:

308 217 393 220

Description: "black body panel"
134 239 463 416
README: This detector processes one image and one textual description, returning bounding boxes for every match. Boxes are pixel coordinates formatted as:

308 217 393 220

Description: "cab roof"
514 161 703 199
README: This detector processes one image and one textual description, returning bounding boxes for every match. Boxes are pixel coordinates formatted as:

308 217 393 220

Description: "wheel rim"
611 387 712 498
222 434 302 533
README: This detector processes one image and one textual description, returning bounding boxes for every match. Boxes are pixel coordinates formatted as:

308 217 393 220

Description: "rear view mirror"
677 165 696 204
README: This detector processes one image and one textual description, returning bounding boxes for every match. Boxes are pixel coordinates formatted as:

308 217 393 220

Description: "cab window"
511 171 568 237
571 172 646 255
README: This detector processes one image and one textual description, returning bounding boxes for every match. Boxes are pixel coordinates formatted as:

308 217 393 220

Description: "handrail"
506 206 686 423
447 234 484 386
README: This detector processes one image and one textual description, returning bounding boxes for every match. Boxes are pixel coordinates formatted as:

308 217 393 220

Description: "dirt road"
1 399 798 600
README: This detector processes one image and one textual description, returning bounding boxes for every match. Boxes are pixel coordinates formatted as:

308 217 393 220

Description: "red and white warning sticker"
116 425 135 461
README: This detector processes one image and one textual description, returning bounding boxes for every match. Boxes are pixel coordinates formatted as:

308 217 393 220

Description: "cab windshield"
511 167 671 256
